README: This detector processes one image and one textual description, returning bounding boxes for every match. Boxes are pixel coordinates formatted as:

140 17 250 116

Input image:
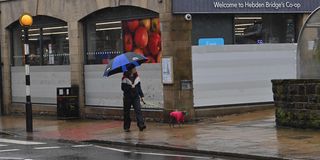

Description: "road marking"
0 149 20 153
0 144 8 147
134 151 212 159
0 157 24 160
72 144 93 148
34 146 60 150
0 138 45 145
0 157 31 160
94 146 130 153
94 145 211 159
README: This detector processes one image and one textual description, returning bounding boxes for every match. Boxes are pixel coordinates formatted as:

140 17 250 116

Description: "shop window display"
85 18 161 64
11 17 69 66
85 21 123 64
123 18 162 63
234 14 297 44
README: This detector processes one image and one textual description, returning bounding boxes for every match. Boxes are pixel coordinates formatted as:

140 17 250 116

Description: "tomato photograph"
122 18 161 63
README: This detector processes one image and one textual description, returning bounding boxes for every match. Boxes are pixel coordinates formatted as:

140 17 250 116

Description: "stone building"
0 0 319 120
0 0 194 120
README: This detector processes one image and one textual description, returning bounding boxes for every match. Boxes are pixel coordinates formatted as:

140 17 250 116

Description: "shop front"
1 0 194 120
172 0 320 108
8 16 71 106
173 0 320 45
81 6 163 109
4 0 320 119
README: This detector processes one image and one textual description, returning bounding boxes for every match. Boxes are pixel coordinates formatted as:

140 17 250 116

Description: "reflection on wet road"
0 136 246 160
2 109 319 159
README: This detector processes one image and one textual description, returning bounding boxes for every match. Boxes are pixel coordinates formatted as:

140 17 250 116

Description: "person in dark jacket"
121 68 146 132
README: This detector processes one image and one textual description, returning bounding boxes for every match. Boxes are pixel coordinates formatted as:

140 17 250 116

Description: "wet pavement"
0 109 320 160
0 136 225 160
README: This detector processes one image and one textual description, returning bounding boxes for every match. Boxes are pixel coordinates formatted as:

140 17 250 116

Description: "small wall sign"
161 56 174 84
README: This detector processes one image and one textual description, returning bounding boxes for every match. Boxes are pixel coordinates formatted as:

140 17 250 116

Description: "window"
11 16 69 66
82 6 161 65
85 21 123 64
234 14 297 44
84 18 162 64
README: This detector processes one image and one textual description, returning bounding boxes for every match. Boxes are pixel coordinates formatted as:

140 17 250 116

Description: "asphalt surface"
1 109 320 160
0 135 246 160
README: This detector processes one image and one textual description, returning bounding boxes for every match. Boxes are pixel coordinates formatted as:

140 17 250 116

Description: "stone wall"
272 79 320 129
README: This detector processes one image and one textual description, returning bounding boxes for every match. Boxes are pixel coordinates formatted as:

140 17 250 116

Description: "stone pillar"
0 29 12 114
160 0 195 121
68 21 85 118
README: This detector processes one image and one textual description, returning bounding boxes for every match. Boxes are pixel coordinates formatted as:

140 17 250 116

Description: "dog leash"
141 99 162 108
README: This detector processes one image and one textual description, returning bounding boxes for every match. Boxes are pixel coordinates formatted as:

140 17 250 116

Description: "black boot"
139 125 146 131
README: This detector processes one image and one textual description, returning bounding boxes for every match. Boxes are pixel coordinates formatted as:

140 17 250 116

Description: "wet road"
0 136 246 160
3 109 319 159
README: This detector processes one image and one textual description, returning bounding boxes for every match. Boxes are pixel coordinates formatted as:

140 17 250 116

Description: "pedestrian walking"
121 68 146 132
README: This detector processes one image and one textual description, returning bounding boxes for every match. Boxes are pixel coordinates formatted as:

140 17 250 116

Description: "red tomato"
140 19 151 30
146 56 156 63
134 27 148 48
127 20 139 32
133 48 144 56
148 32 161 56
124 33 133 52
143 47 150 57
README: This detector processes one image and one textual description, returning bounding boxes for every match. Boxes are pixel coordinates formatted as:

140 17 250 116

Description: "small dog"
169 111 187 127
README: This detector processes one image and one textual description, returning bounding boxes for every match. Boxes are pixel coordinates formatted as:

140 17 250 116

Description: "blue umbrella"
103 52 148 77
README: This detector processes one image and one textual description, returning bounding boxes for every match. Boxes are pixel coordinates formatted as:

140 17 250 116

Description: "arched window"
297 7 320 78
9 16 69 66
82 6 161 64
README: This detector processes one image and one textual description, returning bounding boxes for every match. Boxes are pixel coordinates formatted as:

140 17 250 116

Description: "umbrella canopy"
103 52 147 77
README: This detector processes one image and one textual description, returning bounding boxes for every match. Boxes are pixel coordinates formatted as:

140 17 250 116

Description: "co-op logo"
284 1 301 9
264 1 301 9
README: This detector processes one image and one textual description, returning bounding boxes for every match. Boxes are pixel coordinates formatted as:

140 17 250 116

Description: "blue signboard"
173 0 320 14
199 38 224 46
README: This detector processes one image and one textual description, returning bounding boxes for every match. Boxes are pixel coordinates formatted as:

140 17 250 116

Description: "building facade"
175 0 319 109
0 0 319 119
172 0 320 109
0 0 194 120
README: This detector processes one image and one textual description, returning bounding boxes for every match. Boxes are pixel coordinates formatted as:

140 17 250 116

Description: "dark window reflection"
12 21 69 66
85 21 123 64
234 14 297 44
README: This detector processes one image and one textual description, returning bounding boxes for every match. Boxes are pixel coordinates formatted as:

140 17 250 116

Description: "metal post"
24 27 33 132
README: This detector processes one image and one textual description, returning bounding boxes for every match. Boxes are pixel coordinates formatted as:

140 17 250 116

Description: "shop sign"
172 0 320 13
198 38 224 46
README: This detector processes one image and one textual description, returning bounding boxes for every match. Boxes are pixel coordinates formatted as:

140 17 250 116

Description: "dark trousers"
123 97 145 130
